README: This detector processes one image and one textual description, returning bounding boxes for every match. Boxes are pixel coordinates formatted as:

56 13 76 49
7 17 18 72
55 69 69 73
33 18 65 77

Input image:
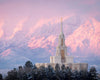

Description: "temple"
36 18 88 71
50 18 73 64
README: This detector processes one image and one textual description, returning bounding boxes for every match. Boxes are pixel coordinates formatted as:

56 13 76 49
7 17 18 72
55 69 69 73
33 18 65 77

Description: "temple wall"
50 56 62 63
65 56 74 64
35 63 88 72
50 56 74 64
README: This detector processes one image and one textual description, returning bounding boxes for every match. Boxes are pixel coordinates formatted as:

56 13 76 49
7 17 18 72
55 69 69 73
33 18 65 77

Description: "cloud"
0 21 4 38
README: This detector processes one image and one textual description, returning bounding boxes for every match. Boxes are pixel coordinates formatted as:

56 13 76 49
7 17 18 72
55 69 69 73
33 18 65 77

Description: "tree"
6 68 18 80
79 70 88 80
60 64 66 80
89 66 97 80
65 67 72 80
0 74 3 80
18 66 24 80
55 64 60 72
25 61 33 68
4 61 100 80
37 66 48 80
22 72 28 80
55 64 61 80
46 65 55 80
24 61 33 73
61 64 66 71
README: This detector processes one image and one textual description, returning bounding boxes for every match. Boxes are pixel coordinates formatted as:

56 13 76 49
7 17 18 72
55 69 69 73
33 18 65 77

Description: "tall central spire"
61 17 63 34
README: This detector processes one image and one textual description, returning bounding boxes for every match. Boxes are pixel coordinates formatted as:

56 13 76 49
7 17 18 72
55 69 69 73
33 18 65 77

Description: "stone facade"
35 18 88 71
50 56 73 64
35 63 88 71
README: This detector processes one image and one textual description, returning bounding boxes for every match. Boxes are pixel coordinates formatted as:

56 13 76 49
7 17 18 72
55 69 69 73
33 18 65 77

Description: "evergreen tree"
0 73 3 80
60 64 66 80
55 64 61 80
25 61 33 68
3 62 100 80
89 66 97 80
22 72 28 80
6 68 18 80
61 64 66 71
47 65 54 79
24 61 33 73
55 64 60 72
18 66 24 80
65 67 72 80
79 70 88 80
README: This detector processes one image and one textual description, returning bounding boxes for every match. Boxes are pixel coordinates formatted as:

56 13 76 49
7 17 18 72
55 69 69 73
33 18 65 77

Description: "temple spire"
61 17 63 34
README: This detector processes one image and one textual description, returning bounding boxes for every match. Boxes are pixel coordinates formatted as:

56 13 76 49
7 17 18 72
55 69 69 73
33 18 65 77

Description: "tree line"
0 61 100 80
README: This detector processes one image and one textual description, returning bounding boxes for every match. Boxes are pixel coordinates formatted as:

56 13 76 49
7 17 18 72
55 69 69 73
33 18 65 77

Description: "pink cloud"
0 21 4 38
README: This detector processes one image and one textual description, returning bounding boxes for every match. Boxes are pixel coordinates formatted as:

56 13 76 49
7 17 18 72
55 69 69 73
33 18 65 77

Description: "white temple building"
36 18 88 71
50 18 73 64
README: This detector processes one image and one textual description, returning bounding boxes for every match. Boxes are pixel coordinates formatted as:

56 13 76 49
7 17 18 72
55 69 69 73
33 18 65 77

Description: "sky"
0 0 100 74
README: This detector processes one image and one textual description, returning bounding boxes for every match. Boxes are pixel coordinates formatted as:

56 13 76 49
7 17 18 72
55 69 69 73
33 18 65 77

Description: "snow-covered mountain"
0 16 100 73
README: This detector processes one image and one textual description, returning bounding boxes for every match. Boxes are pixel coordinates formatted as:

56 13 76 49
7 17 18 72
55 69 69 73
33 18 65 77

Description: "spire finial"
61 17 63 34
